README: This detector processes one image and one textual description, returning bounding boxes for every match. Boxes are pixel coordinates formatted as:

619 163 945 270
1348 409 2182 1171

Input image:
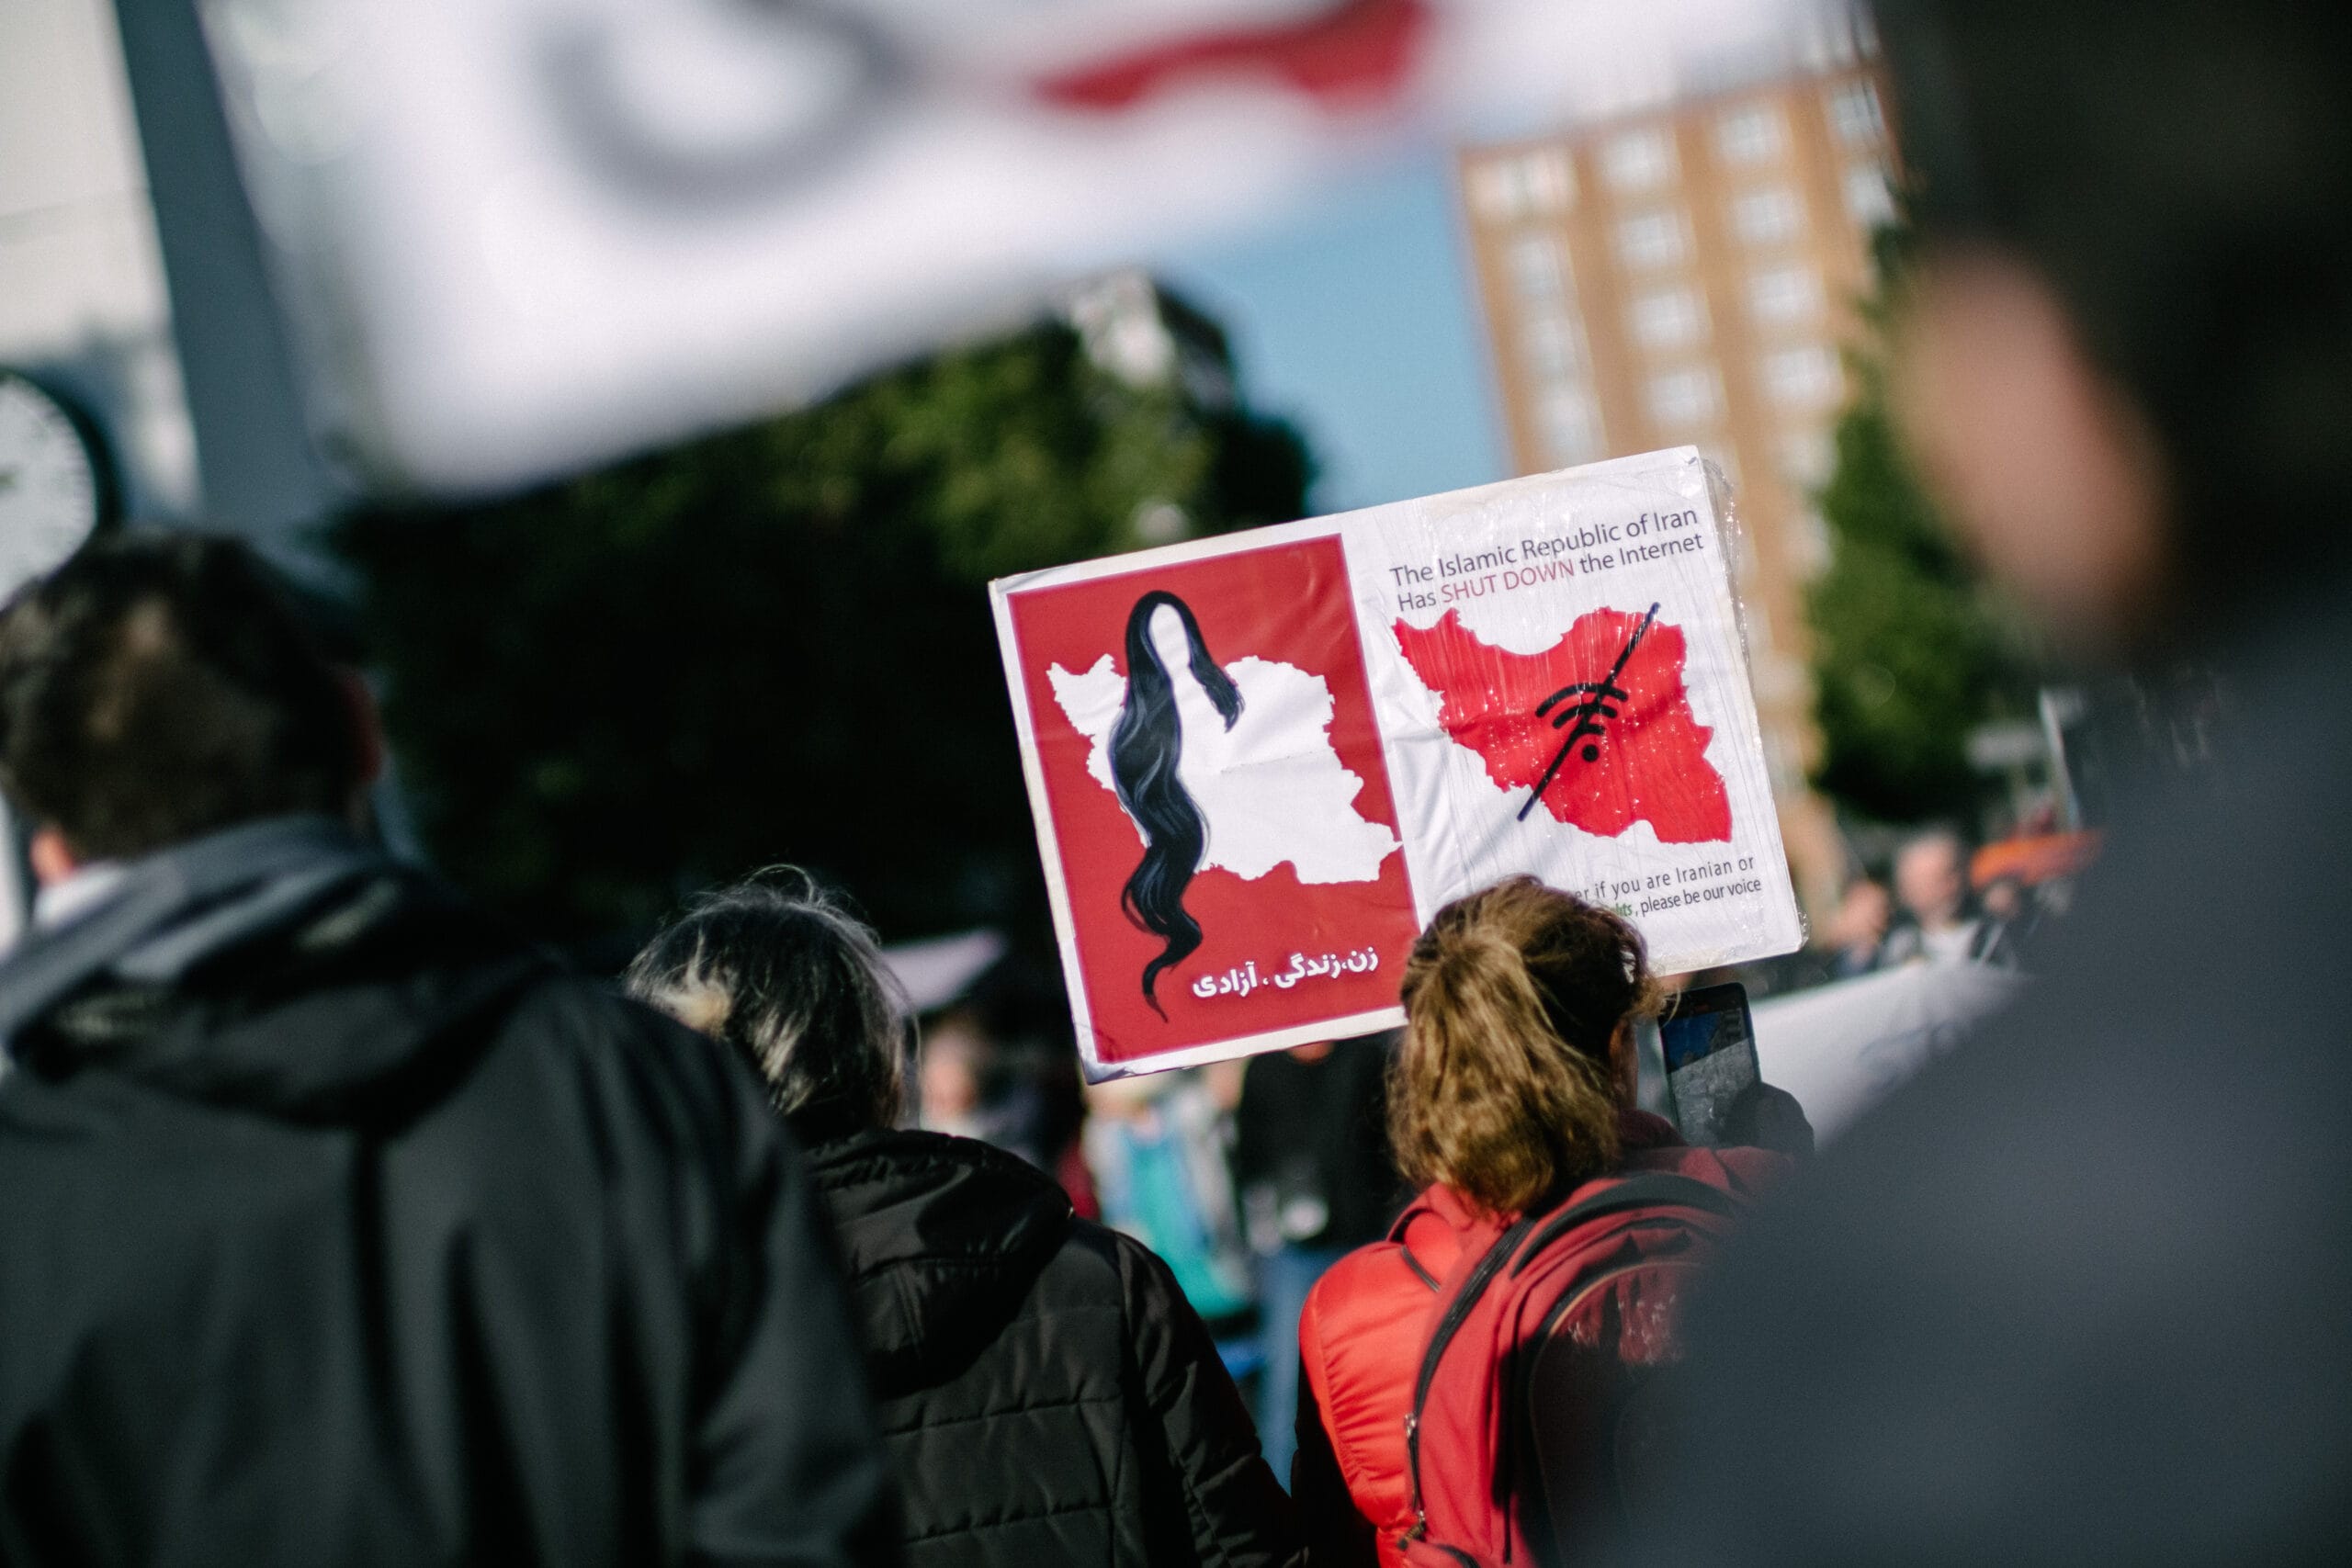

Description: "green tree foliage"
335 305 1311 943
1806 260 2043 825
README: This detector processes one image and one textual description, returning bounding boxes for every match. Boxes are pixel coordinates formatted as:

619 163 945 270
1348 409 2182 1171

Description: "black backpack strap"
1403 1214 1533 1542
1509 1173 1748 1279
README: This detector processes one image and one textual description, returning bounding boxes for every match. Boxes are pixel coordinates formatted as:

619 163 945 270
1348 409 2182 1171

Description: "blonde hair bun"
1388 876 1661 1215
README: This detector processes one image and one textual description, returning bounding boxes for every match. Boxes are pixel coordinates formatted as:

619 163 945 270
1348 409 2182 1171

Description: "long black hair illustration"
1109 590 1243 1016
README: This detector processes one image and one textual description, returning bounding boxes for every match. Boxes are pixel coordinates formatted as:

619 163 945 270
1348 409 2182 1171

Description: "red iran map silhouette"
1393 606 1732 843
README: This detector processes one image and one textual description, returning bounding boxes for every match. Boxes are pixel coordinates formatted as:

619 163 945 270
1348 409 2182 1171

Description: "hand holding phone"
1658 981 1759 1146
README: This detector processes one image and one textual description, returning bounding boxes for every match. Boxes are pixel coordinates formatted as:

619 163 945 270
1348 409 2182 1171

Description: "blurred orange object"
1972 830 2103 889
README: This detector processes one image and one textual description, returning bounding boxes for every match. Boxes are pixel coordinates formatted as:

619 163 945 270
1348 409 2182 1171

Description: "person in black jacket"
0 535 897 1566
626 872 1303 1568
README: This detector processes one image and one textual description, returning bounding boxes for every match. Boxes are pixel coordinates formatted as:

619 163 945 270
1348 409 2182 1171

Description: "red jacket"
1295 1184 1488 1568
1292 1112 1785 1567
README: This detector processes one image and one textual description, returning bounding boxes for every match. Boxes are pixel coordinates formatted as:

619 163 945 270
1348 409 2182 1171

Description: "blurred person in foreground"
628 874 1300 1568
0 536 895 1566
1293 879 1804 1565
1606 2 2352 1562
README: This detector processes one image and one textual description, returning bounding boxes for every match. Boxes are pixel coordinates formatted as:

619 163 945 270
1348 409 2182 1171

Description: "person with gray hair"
628 872 1302 1568
625 869 907 1141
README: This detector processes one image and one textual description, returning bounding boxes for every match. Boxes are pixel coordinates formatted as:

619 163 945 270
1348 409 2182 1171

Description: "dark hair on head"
0 532 360 860
1108 590 1241 1015
1389 876 1663 1217
624 868 907 1139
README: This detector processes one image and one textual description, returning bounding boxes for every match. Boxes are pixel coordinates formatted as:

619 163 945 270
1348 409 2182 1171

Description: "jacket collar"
799 1128 1073 1395
0 815 384 1052
1400 1106 1684 1239
0 816 548 1124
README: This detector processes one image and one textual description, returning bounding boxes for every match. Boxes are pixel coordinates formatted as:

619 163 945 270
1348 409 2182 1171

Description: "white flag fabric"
186 0 1850 493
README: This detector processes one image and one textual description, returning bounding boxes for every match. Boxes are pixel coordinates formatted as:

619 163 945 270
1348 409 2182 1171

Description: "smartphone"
1659 981 1758 1146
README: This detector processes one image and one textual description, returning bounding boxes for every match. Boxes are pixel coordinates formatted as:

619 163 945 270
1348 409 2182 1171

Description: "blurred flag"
185 0 1830 494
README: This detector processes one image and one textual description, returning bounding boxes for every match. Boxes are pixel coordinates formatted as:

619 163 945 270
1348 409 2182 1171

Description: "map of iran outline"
1390 603 1733 844
1000 532 1424 1068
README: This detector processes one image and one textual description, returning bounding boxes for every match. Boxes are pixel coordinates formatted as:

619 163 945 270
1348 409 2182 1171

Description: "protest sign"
991 446 1804 1077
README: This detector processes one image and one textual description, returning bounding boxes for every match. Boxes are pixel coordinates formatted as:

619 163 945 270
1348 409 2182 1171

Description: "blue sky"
1159 149 1509 516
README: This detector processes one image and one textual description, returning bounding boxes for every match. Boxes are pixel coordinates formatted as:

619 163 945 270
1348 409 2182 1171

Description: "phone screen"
1659 981 1758 1145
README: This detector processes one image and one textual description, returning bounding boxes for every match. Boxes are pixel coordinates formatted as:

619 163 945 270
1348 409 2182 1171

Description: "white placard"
991 446 1803 1077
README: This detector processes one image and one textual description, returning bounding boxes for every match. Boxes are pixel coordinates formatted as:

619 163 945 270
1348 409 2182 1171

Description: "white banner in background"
185 0 1859 493
1753 961 2028 1143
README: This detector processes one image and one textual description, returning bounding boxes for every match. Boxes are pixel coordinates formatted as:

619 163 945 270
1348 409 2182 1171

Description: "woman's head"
624 869 907 1140
1389 876 1663 1216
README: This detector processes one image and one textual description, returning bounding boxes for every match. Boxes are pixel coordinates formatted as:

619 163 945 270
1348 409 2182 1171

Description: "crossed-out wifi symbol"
1516 602 1661 824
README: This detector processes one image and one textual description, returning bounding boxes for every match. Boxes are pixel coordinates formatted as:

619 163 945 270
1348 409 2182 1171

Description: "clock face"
0 372 105 604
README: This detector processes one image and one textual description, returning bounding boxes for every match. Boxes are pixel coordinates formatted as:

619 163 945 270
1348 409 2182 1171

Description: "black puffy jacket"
0 828 896 1567
805 1127 1299 1568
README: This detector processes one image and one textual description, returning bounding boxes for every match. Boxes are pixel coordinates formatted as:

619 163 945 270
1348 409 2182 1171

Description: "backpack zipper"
1403 1214 1535 1540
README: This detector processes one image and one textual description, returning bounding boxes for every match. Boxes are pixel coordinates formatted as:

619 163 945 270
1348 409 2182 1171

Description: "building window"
1602 128 1677 193
1468 160 1522 221
1539 386 1604 467
1469 150 1576 220
1760 344 1843 407
1506 233 1566 303
1730 187 1804 245
1747 265 1824 325
1793 508 1833 575
1716 104 1785 165
1780 430 1835 489
1525 152 1576 212
1646 367 1721 430
1844 164 1895 227
1521 312 1585 380
1630 288 1707 351
1615 209 1689 271
1828 79 1884 144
